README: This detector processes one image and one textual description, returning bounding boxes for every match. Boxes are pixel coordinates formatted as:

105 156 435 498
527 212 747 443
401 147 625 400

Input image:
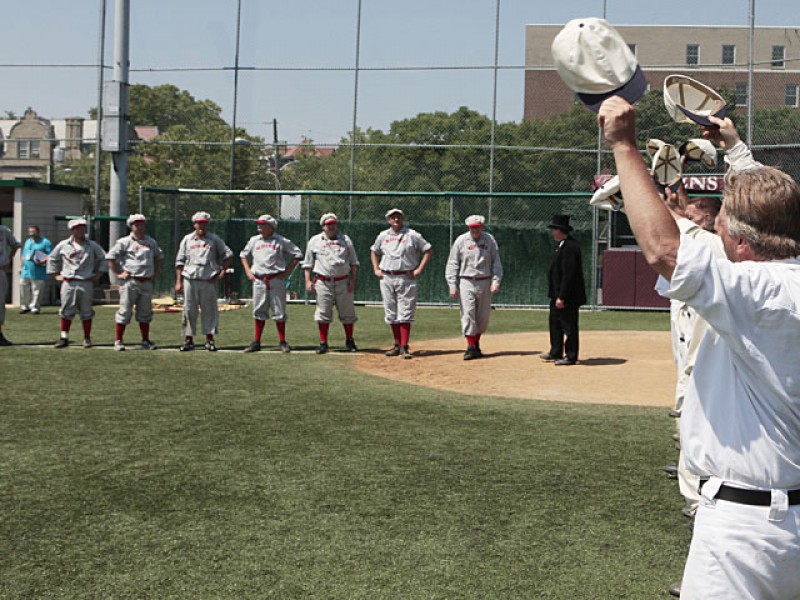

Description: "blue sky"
2 0 796 144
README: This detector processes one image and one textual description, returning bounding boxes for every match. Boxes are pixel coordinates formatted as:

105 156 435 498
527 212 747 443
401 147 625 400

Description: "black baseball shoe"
315 342 329 354
0 334 13 346
463 345 480 361
204 340 218 352
54 338 69 349
385 344 401 357
539 352 559 361
82 337 92 349
279 340 291 354
554 358 576 366
19 308 30 314
345 338 358 352
402 345 413 360
243 341 261 353
179 340 195 352
474 344 484 358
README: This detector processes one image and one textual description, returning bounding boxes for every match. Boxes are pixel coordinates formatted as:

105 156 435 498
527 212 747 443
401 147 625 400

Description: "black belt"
382 270 412 276
460 275 490 281
700 480 800 506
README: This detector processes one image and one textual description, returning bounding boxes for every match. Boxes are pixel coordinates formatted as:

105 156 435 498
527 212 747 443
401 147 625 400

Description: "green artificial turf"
0 305 684 599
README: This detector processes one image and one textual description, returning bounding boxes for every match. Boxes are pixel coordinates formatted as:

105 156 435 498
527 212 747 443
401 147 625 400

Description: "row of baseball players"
11 208 505 357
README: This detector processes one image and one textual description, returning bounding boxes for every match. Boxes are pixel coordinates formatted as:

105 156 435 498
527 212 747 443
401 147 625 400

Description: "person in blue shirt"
20 225 52 314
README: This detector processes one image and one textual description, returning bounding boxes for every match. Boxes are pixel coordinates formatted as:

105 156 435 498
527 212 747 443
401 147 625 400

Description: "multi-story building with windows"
524 24 800 120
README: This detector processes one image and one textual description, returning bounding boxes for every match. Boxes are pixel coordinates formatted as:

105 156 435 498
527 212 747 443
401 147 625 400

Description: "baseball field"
0 304 687 598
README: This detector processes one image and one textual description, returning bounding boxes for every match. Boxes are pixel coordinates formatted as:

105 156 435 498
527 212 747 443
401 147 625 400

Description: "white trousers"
252 277 287 322
380 274 417 324
59 280 95 321
0 270 7 325
182 278 219 337
682 478 800 599
313 278 357 324
20 278 46 310
116 279 154 324
458 278 492 336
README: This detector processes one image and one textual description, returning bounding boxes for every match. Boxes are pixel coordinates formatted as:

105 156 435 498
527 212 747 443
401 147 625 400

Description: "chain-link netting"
139 188 595 307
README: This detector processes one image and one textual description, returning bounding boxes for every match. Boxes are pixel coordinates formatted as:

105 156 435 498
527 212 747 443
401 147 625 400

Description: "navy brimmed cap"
551 18 646 112
664 74 728 126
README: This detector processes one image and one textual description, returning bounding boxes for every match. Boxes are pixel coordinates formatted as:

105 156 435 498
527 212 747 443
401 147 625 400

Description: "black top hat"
547 214 573 232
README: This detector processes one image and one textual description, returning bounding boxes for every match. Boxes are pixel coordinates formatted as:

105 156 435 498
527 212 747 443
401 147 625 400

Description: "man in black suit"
541 214 586 366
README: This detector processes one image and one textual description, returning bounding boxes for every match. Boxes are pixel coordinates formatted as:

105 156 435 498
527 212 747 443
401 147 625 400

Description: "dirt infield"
353 330 675 407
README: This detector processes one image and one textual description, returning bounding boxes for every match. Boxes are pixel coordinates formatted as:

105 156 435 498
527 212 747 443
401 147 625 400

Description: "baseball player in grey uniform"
370 208 432 359
303 212 360 354
0 224 22 346
106 214 164 351
240 214 302 353
445 215 503 360
175 211 233 351
47 218 108 348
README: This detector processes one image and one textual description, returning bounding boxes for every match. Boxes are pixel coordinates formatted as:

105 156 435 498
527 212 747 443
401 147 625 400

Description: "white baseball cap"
126 213 146 227
663 74 728 126
256 214 278 227
465 215 485 227
320 212 338 226
551 18 646 112
68 218 87 229
679 138 718 169
192 211 211 223
385 208 404 219
650 143 682 191
590 175 625 213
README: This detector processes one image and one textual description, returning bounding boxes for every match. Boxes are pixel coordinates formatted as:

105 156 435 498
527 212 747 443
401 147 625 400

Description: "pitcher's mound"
353 330 675 407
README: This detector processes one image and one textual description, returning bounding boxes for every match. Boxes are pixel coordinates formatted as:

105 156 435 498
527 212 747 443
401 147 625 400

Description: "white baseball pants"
116 279 155 325
313 278 357 324
20 278 46 311
252 277 287 322
458 277 492 336
380 274 417 324
59 280 95 321
182 278 219 337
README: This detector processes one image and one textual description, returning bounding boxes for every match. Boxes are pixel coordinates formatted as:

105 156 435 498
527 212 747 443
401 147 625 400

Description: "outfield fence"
130 188 599 308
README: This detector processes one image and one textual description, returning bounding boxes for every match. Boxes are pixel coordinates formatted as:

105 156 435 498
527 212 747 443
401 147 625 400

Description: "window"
722 45 736 65
735 83 748 106
627 43 637 57
772 45 785 69
686 44 699 66
786 84 799 107
17 140 28 159
30 140 40 159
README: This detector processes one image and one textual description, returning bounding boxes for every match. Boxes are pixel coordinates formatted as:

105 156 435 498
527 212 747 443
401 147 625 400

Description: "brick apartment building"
525 24 800 120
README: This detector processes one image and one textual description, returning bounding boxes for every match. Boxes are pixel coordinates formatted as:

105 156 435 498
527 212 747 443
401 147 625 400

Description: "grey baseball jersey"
175 232 233 279
240 233 302 275
445 231 503 287
371 226 431 324
370 226 431 271
0 225 21 268
47 237 108 279
302 232 360 277
107 234 164 278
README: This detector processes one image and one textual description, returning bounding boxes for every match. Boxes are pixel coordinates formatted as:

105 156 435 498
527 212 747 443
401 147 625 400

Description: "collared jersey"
665 234 800 490
21 236 52 280
370 226 431 272
445 231 503 287
47 237 108 279
0 225 21 268
302 232 359 278
240 233 302 276
175 232 233 280
106 234 164 278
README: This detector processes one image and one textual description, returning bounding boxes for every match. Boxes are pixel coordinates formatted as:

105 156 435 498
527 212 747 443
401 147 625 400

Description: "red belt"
256 272 282 289
461 275 490 281
382 270 412 276
63 278 88 283
315 274 348 282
